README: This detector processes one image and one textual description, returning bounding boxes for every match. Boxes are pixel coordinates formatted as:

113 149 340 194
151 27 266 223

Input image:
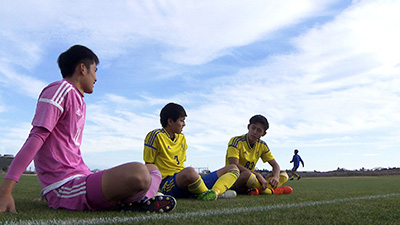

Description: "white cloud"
177 0 400 165
1 0 337 64
122 0 335 64
0 63 46 98
0 122 31 154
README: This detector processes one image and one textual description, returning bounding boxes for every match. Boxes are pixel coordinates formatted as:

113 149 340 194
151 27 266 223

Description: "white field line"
4 193 400 225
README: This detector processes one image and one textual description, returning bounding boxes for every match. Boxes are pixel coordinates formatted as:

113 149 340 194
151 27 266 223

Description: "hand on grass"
0 194 17 213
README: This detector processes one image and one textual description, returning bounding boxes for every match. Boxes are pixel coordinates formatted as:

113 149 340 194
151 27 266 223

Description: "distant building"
194 167 210 176
0 154 14 172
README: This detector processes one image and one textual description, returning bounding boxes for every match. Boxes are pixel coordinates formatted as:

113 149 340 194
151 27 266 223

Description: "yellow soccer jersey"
225 134 274 171
143 128 187 179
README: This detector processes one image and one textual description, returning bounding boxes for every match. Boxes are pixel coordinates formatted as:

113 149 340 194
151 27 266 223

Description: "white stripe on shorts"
53 180 87 199
54 189 87 199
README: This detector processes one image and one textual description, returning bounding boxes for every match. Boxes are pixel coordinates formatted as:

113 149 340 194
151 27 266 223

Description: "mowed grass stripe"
4 193 399 225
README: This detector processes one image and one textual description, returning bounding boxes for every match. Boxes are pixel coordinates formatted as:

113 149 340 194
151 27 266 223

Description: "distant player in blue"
290 149 304 180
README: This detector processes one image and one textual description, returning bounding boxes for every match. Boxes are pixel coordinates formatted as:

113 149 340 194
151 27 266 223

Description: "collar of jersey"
245 134 255 150
162 128 175 141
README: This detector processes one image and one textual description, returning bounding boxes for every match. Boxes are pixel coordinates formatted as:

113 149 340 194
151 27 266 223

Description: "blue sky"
1 0 399 172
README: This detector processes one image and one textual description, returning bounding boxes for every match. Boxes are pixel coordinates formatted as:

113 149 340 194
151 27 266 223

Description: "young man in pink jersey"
0 45 176 214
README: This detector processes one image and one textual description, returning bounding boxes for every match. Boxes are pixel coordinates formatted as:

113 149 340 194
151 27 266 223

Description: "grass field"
1 174 399 225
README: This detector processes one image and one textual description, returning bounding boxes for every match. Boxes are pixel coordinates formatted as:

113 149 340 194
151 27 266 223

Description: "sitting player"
143 103 239 200
0 45 175 214
225 115 292 195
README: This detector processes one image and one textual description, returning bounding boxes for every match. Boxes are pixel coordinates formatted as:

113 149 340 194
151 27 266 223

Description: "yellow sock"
212 169 240 195
187 175 209 195
246 173 259 188
260 188 273 195
246 173 273 194
280 171 289 185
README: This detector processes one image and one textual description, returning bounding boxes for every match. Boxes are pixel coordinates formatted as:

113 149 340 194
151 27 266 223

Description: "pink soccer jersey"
32 79 92 189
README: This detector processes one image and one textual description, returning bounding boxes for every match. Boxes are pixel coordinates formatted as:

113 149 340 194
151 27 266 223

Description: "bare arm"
228 157 247 172
267 159 280 189
253 171 268 190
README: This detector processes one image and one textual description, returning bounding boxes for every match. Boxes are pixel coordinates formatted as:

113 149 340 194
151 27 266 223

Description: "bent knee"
125 163 151 190
179 167 200 182
240 169 252 179
226 164 239 171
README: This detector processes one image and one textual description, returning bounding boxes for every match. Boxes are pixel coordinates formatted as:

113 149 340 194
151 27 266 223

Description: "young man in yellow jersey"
144 103 239 200
225 115 292 195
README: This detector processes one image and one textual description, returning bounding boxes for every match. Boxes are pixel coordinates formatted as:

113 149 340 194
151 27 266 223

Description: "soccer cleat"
272 186 293 195
196 189 218 201
297 176 301 180
119 195 177 213
290 176 294 180
247 188 259 196
218 190 237 199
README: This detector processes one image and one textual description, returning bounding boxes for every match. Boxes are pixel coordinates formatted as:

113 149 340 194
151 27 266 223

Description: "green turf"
1 174 399 224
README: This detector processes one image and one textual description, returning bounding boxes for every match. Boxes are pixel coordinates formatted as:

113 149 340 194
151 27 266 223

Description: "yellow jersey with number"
225 134 274 171
143 128 187 179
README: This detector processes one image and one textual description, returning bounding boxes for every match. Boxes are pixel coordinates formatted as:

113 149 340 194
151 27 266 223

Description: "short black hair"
57 45 99 78
294 149 299 154
160 102 187 128
249 114 269 131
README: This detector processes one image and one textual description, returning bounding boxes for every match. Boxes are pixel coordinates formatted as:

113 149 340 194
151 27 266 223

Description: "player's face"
170 116 186 134
82 62 97 94
247 122 266 144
